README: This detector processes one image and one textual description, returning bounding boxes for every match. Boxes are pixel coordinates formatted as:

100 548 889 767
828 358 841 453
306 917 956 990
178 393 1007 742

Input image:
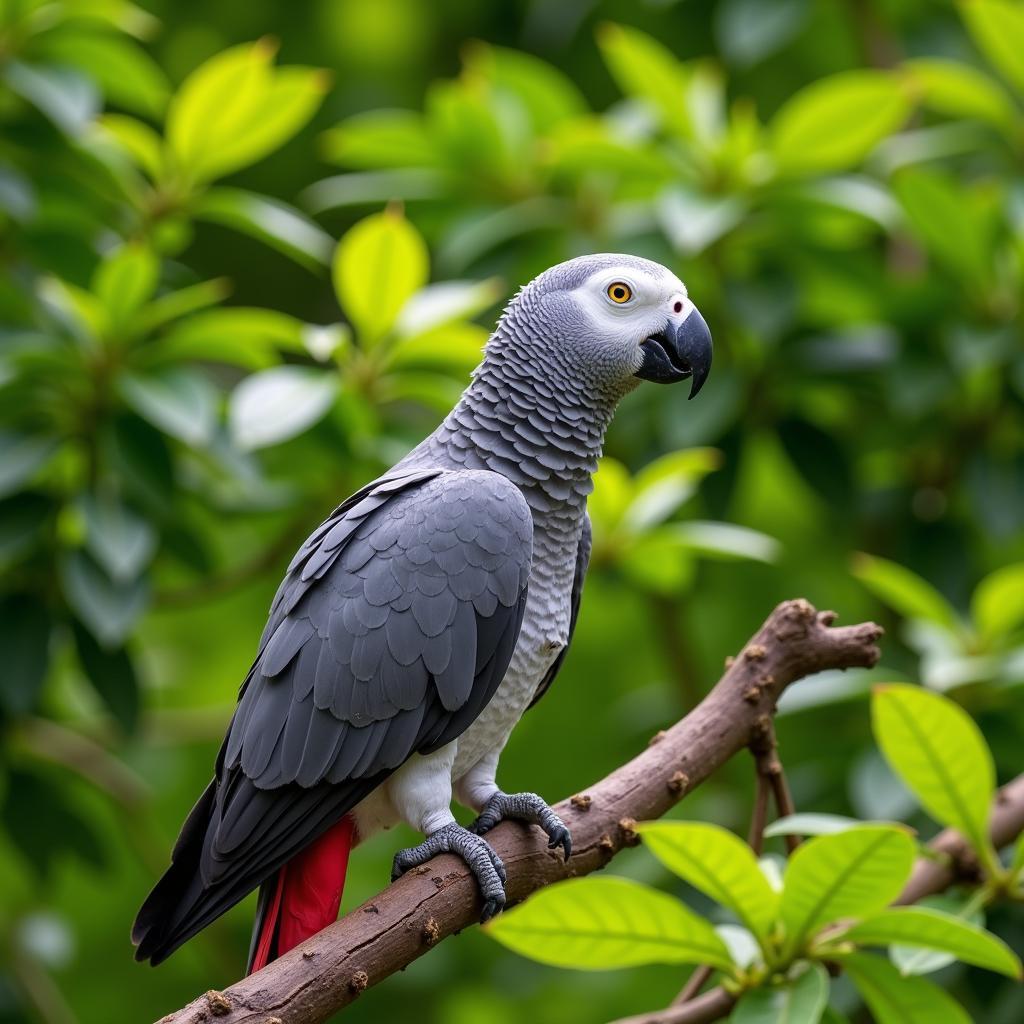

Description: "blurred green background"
1 0 1023 1021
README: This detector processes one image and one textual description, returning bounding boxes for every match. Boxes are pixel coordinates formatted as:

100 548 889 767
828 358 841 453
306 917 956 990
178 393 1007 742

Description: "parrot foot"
391 823 507 922
469 791 572 862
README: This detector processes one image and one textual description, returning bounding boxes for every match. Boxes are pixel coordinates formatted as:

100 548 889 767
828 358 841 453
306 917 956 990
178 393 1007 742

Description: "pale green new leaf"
851 552 959 630
333 209 429 343
779 826 915 952
484 876 735 973
732 963 829 1024
904 58 1017 132
960 0 1024 94
771 70 911 175
871 685 994 857
840 907 1020 979
229 367 338 450
841 952 970 1024
764 814 864 839
972 562 1024 643
636 821 779 939
93 244 159 331
97 114 164 179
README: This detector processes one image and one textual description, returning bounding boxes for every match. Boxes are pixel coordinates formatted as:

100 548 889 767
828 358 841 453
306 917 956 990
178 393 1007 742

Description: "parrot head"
500 253 713 401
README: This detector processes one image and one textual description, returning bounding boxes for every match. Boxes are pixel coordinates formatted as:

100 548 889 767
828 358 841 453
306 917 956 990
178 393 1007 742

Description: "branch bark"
612 771 1024 1024
157 599 882 1024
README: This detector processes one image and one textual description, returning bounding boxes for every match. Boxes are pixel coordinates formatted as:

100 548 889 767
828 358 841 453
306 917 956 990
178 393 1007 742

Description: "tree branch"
612 771 1024 1024
156 599 883 1024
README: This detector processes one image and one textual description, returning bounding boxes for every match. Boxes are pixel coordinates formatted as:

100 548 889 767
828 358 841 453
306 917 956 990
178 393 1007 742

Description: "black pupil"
613 286 626 299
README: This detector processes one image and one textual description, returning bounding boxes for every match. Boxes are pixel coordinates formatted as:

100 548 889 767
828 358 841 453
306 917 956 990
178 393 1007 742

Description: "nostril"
673 301 683 313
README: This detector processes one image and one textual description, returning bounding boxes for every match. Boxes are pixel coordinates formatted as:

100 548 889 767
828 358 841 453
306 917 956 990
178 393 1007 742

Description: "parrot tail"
247 814 356 974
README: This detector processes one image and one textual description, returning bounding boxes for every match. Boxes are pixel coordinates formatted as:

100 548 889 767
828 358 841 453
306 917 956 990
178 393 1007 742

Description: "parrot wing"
528 511 590 709
133 467 532 964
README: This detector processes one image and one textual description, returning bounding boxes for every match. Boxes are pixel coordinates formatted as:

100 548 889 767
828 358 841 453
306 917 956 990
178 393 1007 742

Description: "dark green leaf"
71 619 139 733
3 61 100 135
732 963 829 1024
60 550 148 648
119 368 218 447
841 952 970 1023
777 419 853 508
0 432 57 499
0 594 51 715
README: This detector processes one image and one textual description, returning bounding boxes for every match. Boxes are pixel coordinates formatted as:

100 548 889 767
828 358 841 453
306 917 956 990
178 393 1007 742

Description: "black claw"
548 828 572 861
480 897 504 923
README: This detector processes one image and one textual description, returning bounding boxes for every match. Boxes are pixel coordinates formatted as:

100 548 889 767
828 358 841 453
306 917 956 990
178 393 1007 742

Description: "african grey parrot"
132 253 712 970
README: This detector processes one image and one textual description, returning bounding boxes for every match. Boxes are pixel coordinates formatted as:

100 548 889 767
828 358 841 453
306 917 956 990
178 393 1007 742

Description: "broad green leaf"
93 244 159 332
892 168 992 288
841 952 970 1024
891 893 983 976
851 552 959 630
167 41 328 182
732 963 829 1024
484 876 735 972
715 0 808 69
779 826 916 952
624 449 722 532
78 494 155 583
3 61 100 135
0 593 51 715
716 924 762 969
764 814 864 839
229 367 338 450
960 0 1024 94
904 58 1016 132
636 821 779 939
33 30 170 118
840 907 1020 979
588 457 633 533
60 551 148 648
131 278 231 335
71 620 139 734
668 522 780 564
0 493 51 565
302 169 446 212
872 685 995 858
972 562 1024 643
374 370 463 414
395 278 503 338
96 114 164 179
620 530 696 595
597 23 692 138
333 208 429 343
321 109 438 168
771 71 911 175
0 432 57 498
194 188 333 270
383 322 486 375
119 369 218 447
150 307 304 369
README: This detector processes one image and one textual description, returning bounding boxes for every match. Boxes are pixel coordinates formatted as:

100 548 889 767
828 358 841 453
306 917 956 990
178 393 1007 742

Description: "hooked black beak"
634 308 713 399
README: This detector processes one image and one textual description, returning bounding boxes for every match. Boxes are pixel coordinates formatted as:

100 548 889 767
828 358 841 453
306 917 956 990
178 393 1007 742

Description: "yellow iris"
607 282 632 303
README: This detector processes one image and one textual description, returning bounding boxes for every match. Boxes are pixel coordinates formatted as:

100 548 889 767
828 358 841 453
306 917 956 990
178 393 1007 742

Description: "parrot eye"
606 282 633 304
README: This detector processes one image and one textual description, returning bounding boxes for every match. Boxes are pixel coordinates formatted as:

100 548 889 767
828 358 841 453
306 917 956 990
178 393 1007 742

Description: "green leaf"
332 208 429 343
668 522 781 564
383 322 487 375
732 963 829 1024
620 530 696 594
851 553 959 630
0 432 57 499
960 0 1024 95
715 0 808 70
871 685 995 859
93 244 159 332
904 58 1017 132
119 368 218 447
228 367 338 450
770 70 911 175
78 493 155 583
32 30 170 118
841 952 970 1024
96 114 164 179
150 307 304 369
60 550 148 648
597 23 692 138
972 562 1024 643
395 278 503 338
892 168 992 288
194 188 333 270
839 907 1020 979
71 620 139 734
635 821 780 940
3 61 100 135
0 593 51 715
484 875 735 972
624 449 722 532
778 826 916 952
764 814 865 839
131 278 231 336
167 40 328 183
320 109 437 168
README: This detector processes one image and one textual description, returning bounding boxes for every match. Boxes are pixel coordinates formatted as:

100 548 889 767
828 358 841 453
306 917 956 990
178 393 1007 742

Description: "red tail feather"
249 815 355 974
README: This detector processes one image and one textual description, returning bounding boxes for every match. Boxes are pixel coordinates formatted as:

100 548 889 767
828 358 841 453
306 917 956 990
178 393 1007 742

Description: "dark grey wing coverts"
529 513 590 708
133 468 533 964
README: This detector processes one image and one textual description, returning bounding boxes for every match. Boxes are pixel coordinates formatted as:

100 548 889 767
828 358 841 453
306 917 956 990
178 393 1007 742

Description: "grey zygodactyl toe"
391 822 508 921
469 790 572 861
